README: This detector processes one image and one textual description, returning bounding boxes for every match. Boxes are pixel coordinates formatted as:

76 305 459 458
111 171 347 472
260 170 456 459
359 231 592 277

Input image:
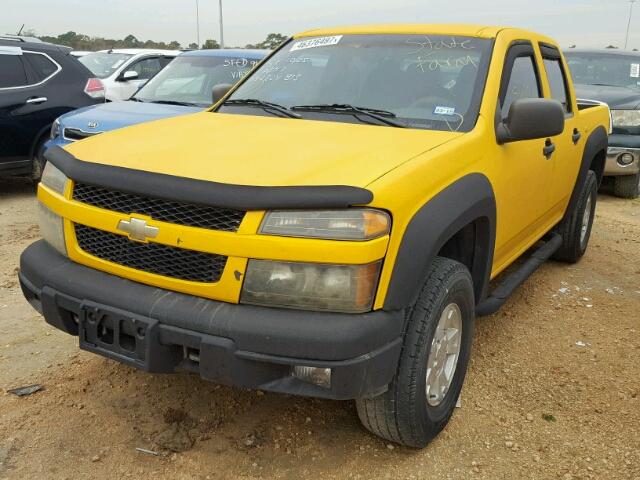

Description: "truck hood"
574 83 640 110
59 100 202 133
65 112 462 188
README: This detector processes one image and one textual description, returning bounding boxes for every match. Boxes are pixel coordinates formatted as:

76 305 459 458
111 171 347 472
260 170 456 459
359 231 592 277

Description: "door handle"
572 128 582 144
543 139 556 159
26 96 47 105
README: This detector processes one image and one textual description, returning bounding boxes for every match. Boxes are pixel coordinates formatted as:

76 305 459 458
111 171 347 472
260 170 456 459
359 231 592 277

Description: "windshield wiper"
291 104 407 128
223 98 301 119
129 97 144 102
150 100 200 107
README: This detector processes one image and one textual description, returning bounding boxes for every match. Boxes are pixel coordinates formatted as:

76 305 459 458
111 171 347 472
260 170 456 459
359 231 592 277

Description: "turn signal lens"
260 209 391 241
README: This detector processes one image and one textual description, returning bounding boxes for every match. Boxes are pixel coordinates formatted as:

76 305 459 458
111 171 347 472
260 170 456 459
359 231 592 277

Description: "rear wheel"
553 170 598 263
613 173 640 199
356 257 474 448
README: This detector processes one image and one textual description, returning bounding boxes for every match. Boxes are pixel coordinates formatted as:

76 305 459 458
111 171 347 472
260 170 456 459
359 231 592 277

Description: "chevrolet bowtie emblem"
117 217 159 242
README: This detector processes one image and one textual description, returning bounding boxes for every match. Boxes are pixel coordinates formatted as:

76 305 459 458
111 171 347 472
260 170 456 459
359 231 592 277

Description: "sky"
1 0 639 49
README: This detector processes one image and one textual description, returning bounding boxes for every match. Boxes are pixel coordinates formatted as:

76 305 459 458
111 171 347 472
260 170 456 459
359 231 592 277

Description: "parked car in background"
78 49 179 102
46 49 268 149
565 49 640 198
0 36 104 180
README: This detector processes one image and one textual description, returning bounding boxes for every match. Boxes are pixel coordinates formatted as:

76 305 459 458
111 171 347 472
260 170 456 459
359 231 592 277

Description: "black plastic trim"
562 125 608 223
20 240 403 361
45 145 374 211
383 173 496 310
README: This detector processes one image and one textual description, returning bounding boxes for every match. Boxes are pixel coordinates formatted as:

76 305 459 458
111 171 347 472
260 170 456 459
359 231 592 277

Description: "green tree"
168 41 181 49
188 42 199 50
202 39 220 49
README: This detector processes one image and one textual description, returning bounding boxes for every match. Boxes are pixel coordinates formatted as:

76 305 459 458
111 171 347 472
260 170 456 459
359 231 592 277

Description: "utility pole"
196 0 201 48
625 0 636 50
219 0 225 48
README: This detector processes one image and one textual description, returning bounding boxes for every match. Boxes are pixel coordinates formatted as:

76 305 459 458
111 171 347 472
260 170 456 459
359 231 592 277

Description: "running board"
476 233 562 316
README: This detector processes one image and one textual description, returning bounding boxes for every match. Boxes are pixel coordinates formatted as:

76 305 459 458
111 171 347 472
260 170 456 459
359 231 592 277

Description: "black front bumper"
19 241 403 400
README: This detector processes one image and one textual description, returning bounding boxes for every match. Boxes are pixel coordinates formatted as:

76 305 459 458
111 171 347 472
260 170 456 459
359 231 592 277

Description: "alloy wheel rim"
580 194 593 247
425 303 462 407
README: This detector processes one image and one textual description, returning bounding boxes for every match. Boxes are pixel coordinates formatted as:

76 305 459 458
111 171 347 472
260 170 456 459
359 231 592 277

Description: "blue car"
46 49 268 148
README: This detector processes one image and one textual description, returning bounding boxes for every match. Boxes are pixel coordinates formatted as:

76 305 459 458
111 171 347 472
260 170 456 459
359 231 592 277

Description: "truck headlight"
38 203 67 257
50 119 61 140
40 161 68 194
241 260 382 313
610 109 640 128
260 209 390 241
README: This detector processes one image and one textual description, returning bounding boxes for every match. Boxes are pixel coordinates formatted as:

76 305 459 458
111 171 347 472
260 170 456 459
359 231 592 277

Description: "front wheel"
356 257 475 448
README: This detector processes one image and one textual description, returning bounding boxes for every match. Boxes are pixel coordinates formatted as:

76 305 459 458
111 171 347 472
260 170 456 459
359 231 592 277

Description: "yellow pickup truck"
20 25 610 448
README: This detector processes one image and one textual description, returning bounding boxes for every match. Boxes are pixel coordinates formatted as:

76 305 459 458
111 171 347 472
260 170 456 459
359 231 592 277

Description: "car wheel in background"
553 170 598 263
31 137 48 183
613 173 640 199
356 257 475 448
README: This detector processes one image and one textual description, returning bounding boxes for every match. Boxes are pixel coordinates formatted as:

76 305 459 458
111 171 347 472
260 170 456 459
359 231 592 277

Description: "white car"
78 49 180 101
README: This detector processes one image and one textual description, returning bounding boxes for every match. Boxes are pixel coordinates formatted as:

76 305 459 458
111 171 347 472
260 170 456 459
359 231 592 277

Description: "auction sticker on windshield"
631 63 640 78
290 36 343 52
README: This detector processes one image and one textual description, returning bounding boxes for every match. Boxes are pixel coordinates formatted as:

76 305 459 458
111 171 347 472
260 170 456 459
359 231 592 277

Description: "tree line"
21 29 287 51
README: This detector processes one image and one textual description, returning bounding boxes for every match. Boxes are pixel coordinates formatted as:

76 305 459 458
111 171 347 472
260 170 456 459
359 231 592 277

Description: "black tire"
31 137 47 183
613 173 640 199
356 257 475 448
553 170 598 263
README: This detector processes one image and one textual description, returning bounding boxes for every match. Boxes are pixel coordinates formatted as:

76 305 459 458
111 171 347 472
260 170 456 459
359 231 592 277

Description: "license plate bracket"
79 301 163 370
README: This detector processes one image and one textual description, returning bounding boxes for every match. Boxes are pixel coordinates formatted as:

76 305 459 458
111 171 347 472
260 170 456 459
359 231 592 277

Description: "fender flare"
383 173 496 311
562 125 608 223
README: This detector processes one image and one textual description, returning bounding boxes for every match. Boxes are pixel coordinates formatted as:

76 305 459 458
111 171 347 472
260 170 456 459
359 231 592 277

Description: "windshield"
79 52 134 79
220 34 492 131
134 55 261 107
565 52 640 89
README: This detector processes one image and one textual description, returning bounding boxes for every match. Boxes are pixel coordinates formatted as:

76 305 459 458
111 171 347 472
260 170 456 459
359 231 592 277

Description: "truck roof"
296 24 505 39
296 24 554 43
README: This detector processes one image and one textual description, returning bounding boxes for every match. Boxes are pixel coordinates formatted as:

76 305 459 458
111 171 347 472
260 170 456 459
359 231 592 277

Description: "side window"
160 56 174 68
501 55 541 119
0 55 28 88
130 57 162 80
23 52 59 82
543 58 571 113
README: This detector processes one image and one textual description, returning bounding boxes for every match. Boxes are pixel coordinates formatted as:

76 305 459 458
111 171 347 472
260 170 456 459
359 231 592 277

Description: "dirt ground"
0 178 638 480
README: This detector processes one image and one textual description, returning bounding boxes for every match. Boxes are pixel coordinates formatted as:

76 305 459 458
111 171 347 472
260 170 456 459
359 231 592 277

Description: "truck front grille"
75 224 227 283
72 183 246 232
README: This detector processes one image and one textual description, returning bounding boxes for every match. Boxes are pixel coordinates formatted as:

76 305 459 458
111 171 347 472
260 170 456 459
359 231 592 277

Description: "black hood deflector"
45 145 373 211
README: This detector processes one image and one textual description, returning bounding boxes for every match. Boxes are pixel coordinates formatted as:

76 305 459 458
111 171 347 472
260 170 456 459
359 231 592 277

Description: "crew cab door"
539 44 583 215
491 42 555 270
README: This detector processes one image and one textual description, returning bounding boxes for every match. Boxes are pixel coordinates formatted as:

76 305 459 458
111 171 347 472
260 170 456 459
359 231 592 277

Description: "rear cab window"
540 44 572 114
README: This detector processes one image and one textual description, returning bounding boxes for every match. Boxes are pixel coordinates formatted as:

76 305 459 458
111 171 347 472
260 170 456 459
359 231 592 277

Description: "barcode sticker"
631 63 640 78
290 36 343 52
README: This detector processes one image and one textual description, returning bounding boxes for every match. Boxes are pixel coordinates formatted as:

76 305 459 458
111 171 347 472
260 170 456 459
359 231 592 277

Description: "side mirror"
497 98 565 144
212 83 233 104
119 70 139 82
